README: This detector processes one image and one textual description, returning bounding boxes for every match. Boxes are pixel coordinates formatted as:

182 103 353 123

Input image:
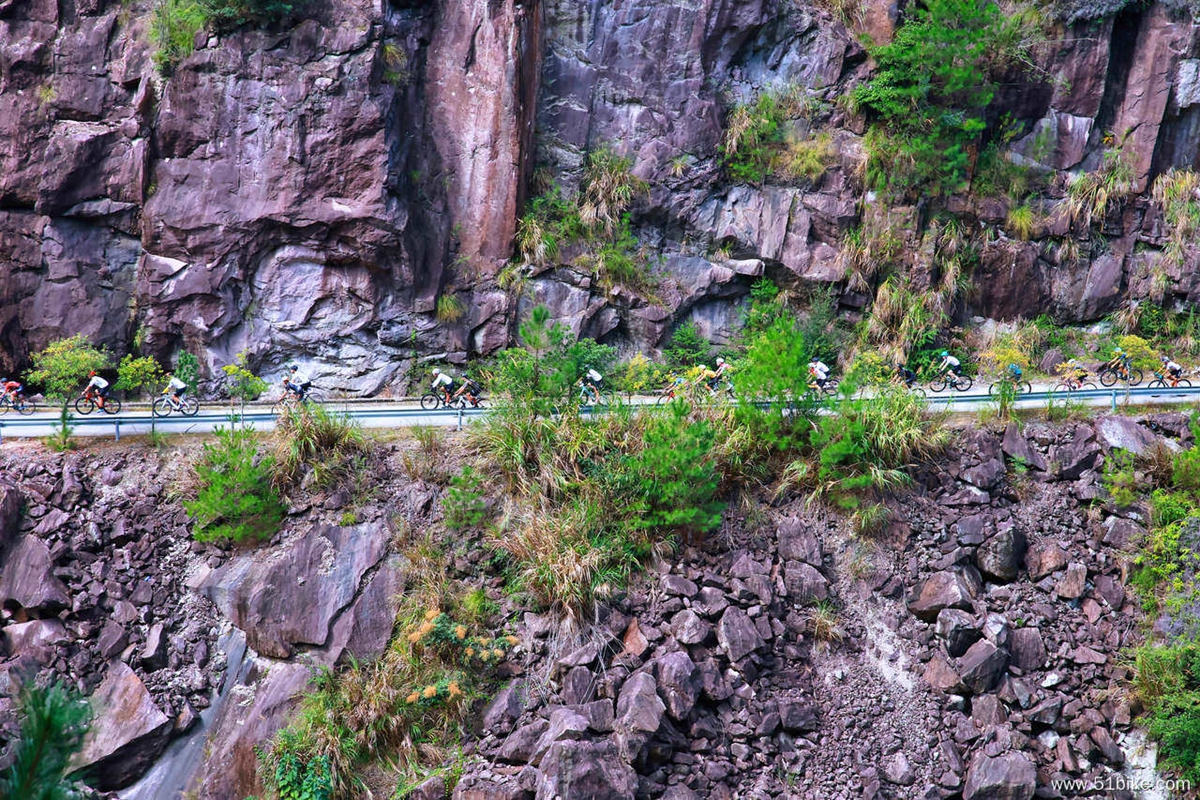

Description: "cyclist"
708 357 731 390
896 363 918 389
164 372 188 408
1064 359 1089 389
430 367 457 403
1162 354 1185 384
1104 346 1130 376
580 366 604 403
84 371 111 410
808 356 830 390
937 351 962 379
283 365 311 402
1005 363 1024 385
454 372 482 407
1 378 24 404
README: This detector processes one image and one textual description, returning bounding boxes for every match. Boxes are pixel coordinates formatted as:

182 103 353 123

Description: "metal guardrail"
2 385 1198 442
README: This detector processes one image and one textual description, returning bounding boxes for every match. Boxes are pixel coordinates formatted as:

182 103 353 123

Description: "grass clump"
436 294 465 324
721 89 829 185
271 404 370 491
1059 146 1137 229
259 606 515 797
150 0 207 73
185 425 286 544
1134 642 1200 787
1153 168 1200 269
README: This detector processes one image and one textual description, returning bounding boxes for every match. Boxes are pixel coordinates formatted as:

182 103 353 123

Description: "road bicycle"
152 389 200 417
987 375 1033 397
0 393 35 416
1098 363 1143 386
928 372 974 393
571 381 615 407
420 385 483 411
75 390 121 415
1052 378 1097 393
1147 371 1192 390
272 387 322 414
807 376 840 398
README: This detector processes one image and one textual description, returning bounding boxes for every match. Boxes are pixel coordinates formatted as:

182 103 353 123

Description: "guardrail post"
114 419 121 442
0 421 4 445
457 407 463 431
1110 390 1117 412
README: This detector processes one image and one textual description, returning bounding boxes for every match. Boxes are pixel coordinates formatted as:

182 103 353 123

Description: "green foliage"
185 426 285 544
44 406 77 453
797 288 844 366
27 334 110 406
721 89 819 184
202 0 301 28
610 401 724 534
262 607 513 796
221 351 268 409
150 0 207 73
1102 449 1138 507
175 350 200 390
613 353 666 396
742 278 789 336
850 0 1032 197
1060 147 1137 229
271 404 369 490
664 321 711 370
1154 169 1200 268
734 315 815 451
1133 642 1200 786
443 466 487 531
436 295 465 324
579 148 647 235
0 682 91 800
1006 204 1037 240
115 355 165 397
515 185 580 266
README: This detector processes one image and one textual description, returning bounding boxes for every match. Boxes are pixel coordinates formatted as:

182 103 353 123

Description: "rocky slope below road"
4 0 1200 392
0 412 1186 797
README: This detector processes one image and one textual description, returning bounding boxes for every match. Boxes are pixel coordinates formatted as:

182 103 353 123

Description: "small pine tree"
0 682 91 800
664 321 710 370
184 426 285 544
175 351 200 391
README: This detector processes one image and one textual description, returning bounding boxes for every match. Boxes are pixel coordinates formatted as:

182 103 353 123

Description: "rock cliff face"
2 0 1200 391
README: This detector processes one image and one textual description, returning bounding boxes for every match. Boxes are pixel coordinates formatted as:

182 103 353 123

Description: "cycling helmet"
698 364 709 372
89 370 96 377
941 351 949 357
1161 355 1169 362
716 357 725 366
432 367 441 376
288 364 299 372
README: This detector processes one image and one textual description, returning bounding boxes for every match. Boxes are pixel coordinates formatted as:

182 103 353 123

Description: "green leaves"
0 682 91 800
184 426 285 544
114 355 165 396
443 466 487 531
26 334 110 405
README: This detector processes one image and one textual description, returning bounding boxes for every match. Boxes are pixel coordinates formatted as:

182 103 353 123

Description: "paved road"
0 383 1196 441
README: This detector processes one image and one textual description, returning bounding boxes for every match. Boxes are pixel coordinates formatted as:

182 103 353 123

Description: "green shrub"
221 350 267 414
1133 642 1200 786
610 401 724 535
850 0 1033 197
722 90 804 184
114 354 165 397
0 682 91 800
443 466 487 530
1102 449 1138 507
150 0 207 73
734 315 815 452
185 426 285 544
664 321 710 370
175 350 201 390
271 403 369 490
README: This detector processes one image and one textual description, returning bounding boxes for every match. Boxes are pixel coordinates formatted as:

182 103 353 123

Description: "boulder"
536 739 636 800
325 555 404 664
882 752 916 786
196 523 390 658
655 651 700 720
482 681 527 737
0 478 20 553
962 458 1006 490
72 661 172 790
140 622 168 672
962 752 1036 800
1008 627 1047 672
614 672 664 758
779 697 818 732
777 517 823 566
1056 426 1101 480
1095 416 1160 455
716 606 765 661
783 561 828 604
936 609 982 658
2 618 67 657
958 640 1009 695
1002 423 1047 472
1024 543 1069 580
907 569 981 621
975 527 1027 583
670 609 712 645
1055 563 1087 600
0 535 70 613
531 708 589 764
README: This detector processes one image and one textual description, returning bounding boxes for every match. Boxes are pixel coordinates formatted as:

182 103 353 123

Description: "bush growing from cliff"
175 351 200 391
850 0 1035 197
150 0 207 73
0 681 91 800
185 425 285 544
114 355 165 398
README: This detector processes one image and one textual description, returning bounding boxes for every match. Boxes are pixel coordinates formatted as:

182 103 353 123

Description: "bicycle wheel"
152 397 173 417
1078 382 1097 391
0 399 8 416
13 397 34 416
656 391 675 406
1148 379 1167 390
74 396 96 415
1099 368 1117 387
181 396 201 416
987 382 1002 398
102 397 122 414
910 386 927 399
928 376 949 393
954 376 974 392
271 398 290 415
1019 381 1032 395
1127 368 1144 386
1179 379 1193 388
420 392 442 411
